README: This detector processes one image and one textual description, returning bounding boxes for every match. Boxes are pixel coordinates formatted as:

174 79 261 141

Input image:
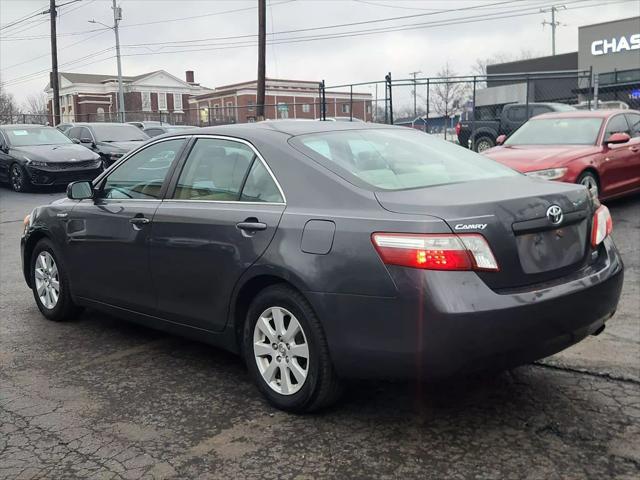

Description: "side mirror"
606 132 630 145
67 181 94 200
72 138 81 144
0 144 8 153
80 137 93 145
496 134 507 146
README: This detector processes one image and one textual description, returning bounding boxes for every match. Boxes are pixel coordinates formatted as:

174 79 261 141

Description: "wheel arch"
22 229 52 288
578 167 600 186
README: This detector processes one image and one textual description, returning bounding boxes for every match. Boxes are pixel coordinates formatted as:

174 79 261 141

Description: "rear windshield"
505 118 603 146
4 127 73 146
92 124 149 142
290 128 517 190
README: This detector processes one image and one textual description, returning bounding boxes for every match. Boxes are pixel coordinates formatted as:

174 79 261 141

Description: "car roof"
71 122 140 127
0 124 50 129
182 120 390 138
534 109 634 119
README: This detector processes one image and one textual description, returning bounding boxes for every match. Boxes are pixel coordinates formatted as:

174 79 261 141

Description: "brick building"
189 78 373 124
45 70 212 123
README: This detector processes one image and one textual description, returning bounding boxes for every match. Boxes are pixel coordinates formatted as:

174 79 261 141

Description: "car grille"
45 160 101 170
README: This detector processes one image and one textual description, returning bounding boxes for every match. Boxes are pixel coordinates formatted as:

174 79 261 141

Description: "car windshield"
291 128 518 191
505 118 603 146
91 124 149 142
4 127 73 147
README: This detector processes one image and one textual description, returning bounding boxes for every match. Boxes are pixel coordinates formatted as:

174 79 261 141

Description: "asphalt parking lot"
1 186 638 480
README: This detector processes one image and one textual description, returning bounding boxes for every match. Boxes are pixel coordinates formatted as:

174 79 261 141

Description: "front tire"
30 239 81 321
243 285 342 412
10 163 30 192
474 136 495 152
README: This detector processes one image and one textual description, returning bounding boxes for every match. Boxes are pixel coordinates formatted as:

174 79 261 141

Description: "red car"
483 109 640 200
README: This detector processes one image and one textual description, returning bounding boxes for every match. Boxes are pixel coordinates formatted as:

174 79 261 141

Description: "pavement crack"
533 361 640 385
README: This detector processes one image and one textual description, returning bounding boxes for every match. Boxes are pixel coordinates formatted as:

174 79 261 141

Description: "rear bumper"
25 165 103 186
308 236 623 380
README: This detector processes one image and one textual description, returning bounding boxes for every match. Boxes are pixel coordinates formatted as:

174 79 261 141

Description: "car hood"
11 144 100 162
97 140 145 152
482 145 599 172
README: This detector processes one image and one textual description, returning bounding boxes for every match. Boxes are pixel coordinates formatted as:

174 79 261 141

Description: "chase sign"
591 34 640 56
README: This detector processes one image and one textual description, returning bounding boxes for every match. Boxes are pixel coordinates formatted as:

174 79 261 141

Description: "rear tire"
30 239 82 321
243 284 342 412
474 136 495 152
577 171 599 199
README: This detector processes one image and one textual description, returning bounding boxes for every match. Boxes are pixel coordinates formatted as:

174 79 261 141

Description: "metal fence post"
321 80 326 121
525 74 530 120
471 76 476 149
593 73 599 109
350 85 353 121
425 78 429 133
384 77 388 124
386 72 393 125
587 66 593 109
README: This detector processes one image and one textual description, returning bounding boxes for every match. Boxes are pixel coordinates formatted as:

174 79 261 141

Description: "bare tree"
430 63 468 138
472 49 539 86
23 93 48 116
0 84 20 122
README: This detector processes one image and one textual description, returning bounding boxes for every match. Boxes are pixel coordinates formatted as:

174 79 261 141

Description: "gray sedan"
20 121 623 412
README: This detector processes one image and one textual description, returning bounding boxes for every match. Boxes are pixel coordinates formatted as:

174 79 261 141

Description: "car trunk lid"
375 175 593 289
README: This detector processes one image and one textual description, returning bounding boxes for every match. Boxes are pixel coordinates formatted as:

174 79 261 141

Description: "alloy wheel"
253 306 309 395
34 252 60 310
11 165 24 192
580 175 599 199
476 140 492 152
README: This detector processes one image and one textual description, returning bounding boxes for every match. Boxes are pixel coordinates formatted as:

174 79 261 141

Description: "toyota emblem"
546 205 563 225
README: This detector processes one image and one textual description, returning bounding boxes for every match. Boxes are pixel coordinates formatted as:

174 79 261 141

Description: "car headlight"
525 167 568 181
24 157 48 167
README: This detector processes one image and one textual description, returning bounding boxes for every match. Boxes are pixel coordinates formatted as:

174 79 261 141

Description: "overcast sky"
0 0 637 108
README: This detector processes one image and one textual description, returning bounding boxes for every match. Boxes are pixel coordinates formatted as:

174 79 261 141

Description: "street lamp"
89 0 125 122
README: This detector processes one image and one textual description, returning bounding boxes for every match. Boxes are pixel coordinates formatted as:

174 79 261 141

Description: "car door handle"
236 221 267 231
630 147 639 152
129 217 150 225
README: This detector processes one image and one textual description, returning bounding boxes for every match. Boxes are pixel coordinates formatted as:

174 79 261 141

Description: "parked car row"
0 122 197 192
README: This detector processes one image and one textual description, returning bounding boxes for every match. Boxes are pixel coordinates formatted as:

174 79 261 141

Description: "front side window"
291 128 517 191
625 113 640 137
92 124 148 142
505 118 603 146
4 127 73 147
173 138 254 201
100 139 184 199
605 115 631 139
507 106 526 122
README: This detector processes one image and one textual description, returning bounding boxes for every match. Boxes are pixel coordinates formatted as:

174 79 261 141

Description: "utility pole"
49 0 60 126
409 71 421 117
256 0 266 120
112 0 125 122
541 5 565 56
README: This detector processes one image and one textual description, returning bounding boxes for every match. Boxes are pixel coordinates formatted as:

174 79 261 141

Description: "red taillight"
591 205 613 247
455 122 461 136
371 233 499 271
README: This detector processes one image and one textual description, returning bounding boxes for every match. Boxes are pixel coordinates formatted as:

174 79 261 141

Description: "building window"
277 102 289 119
173 93 183 111
366 104 371 114
141 92 151 111
248 100 255 112
96 107 105 121
213 104 220 120
226 102 234 119
158 92 167 111
341 103 350 114
302 103 310 113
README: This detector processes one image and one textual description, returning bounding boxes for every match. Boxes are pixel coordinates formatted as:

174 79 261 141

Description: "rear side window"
291 128 517 191
240 160 283 203
67 127 82 139
507 106 526 122
101 139 184 199
173 138 254 201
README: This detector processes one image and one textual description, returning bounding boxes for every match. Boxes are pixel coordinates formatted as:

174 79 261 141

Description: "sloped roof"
46 70 167 89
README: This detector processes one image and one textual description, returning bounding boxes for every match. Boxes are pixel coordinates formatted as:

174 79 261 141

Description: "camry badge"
546 205 563 225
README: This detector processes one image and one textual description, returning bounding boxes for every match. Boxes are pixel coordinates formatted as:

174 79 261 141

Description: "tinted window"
67 127 82 139
79 127 93 141
531 106 551 117
505 118 602 146
240 160 283 203
145 128 165 137
292 129 517 191
100 139 184 199
173 139 254 201
4 127 73 146
624 113 640 137
605 115 631 138
507 106 526 122
92 124 148 142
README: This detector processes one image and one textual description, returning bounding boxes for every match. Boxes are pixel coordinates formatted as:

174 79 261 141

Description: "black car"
0 125 102 192
64 122 149 168
21 122 623 412
143 125 198 137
